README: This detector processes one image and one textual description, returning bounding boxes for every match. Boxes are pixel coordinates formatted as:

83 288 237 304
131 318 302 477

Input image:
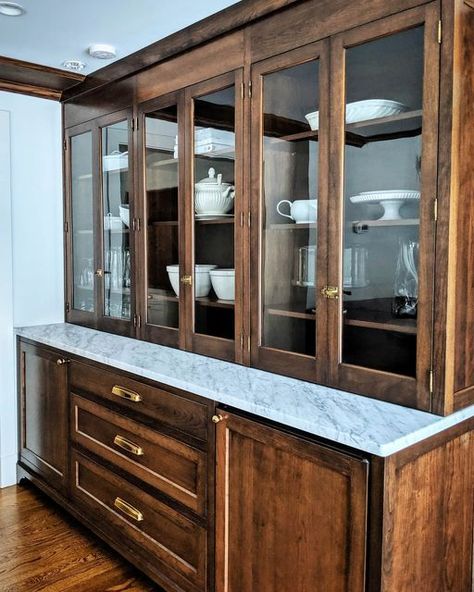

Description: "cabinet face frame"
64 120 99 329
215 409 369 592
327 2 440 410
249 41 331 383
184 70 245 363
136 91 185 349
95 108 136 337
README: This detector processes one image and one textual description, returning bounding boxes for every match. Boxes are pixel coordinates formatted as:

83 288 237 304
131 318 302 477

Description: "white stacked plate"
305 99 409 131
349 190 420 220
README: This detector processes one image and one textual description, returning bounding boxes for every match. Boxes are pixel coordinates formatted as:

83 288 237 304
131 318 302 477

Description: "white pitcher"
276 199 318 224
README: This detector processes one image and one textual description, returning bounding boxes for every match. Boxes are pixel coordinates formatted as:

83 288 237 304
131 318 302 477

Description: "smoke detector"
88 44 117 60
0 2 26 16
62 60 86 72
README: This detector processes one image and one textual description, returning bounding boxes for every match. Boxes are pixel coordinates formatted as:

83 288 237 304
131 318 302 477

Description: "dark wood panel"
215 410 368 592
0 55 84 100
69 359 210 443
381 424 473 591
0 484 157 591
248 0 432 62
61 0 301 102
71 450 207 592
19 340 69 494
63 77 136 128
71 394 207 515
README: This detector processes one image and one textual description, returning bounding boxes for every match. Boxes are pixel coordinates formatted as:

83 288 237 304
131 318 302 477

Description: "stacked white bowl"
210 268 235 301
167 265 216 297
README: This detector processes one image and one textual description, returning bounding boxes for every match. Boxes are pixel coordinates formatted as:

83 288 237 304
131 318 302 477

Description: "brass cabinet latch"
321 286 339 299
180 275 192 286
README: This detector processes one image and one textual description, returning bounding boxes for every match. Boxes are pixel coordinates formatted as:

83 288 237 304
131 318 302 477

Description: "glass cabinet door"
99 117 133 331
141 100 182 347
187 72 242 361
68 128 95 324
251 44 329 381
330 7 439 407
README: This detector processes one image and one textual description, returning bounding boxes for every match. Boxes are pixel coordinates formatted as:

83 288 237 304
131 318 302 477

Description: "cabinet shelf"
351 218 419 232
344 299 417 335
344 317 417 335
151 291 234 309
269 222 317 230
267 306 315 320
151 217 234 228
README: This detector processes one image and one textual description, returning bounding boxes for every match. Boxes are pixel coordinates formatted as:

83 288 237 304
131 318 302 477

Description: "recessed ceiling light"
88 44 117 60
0 2 26 16
62 60 86 72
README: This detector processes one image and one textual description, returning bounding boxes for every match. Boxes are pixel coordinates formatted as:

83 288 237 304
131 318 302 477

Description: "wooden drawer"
69 360 209 442
71 394 207 515
71 450 207 592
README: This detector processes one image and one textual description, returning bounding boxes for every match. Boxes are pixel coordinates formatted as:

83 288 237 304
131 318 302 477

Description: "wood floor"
0 484 160 591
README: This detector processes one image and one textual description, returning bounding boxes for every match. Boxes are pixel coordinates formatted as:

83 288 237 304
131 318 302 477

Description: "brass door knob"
321 285 339 299
180 275 192 286
56 358 69 366
212 414 225 424
95 268 104 278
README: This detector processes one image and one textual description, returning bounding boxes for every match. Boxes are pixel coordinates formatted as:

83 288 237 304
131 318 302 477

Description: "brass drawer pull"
112 385 142 403
114 497 144 522
113 435 144 456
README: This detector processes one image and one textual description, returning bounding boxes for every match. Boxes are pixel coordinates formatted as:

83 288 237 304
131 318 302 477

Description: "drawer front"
71 394 207 515
69 360 209 442
71 450 207 592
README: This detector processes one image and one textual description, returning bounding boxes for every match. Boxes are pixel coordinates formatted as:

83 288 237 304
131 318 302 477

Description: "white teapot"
195 168 235 216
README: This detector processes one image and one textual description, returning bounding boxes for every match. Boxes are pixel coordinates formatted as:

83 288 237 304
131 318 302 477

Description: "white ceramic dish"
305 99 409 131
195 167 235 216
167 264 217 298
277 199 317 224
119 205 130 228
103 151 129 172
103 215 123 231
350 190 420 220
210 269 235 301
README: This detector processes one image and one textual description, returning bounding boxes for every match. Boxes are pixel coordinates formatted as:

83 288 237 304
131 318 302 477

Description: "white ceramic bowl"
119 205 130 227
103 215 123 231
305 111 319 131
195 190 234 216
210 268 235 301
167 264 217 298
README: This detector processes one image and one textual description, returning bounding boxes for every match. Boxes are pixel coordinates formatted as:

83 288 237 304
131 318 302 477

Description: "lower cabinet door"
71 450 207 592
215 411 368 592
19 341 68 493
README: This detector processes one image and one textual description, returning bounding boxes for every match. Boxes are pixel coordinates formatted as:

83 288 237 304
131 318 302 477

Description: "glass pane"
71 131 94 313
145 105 180 329
261 59 320 356
342 27 424 377
101 121 131 321
193 86 235 340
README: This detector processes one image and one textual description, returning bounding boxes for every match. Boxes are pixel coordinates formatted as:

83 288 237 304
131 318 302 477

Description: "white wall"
0 92 64 487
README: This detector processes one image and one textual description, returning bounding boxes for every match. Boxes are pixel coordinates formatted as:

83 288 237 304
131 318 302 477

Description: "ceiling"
0 0 240 75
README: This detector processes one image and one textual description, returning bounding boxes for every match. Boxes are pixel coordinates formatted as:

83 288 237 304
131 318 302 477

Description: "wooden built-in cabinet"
63 0 474 415
17 339 473 592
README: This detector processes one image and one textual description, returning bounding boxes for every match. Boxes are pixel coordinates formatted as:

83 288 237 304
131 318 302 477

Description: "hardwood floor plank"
0 484 159 591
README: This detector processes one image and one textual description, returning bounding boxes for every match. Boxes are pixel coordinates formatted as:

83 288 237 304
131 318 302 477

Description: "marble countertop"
16 323 473 457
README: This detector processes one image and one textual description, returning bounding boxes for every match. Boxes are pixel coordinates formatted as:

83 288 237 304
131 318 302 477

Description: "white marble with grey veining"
16 323 473 456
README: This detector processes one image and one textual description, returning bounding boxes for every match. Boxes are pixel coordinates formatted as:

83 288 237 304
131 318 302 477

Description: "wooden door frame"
327 2 440 410
136 91 185 349
95 108 136 337
184 69 245 363
249 40 331 383
64 120 99 329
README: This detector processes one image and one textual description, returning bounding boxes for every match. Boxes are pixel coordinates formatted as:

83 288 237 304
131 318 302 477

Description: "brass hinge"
64 220 69 233
429 369 434 394
240 212 244 227
132 217 141 232
63 139 67 150
321 285 339 299
133 314 142 329
65 302 70 313
248 212 251 227
241 81 245 100
433 199 438 221
248 81 252 99
438 20 442 44
130 118 138 132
